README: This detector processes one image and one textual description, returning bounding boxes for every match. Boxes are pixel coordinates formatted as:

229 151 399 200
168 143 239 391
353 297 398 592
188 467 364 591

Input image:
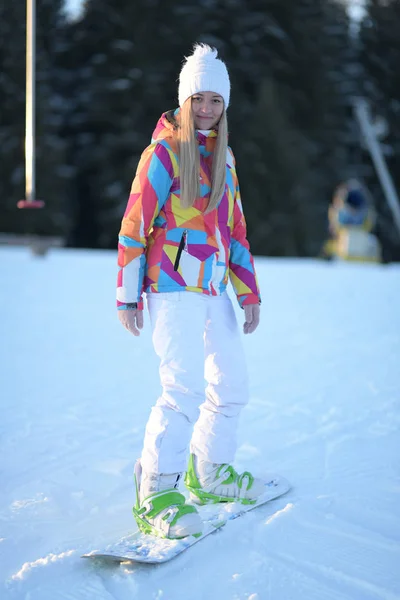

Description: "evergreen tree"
0 1 27 232
224 0 354 255
273 0 353 256
359 0 400 261
65 0 203 248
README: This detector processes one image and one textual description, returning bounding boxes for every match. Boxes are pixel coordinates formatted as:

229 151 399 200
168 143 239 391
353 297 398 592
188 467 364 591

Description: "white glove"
118 308 144 337
243 304 260 334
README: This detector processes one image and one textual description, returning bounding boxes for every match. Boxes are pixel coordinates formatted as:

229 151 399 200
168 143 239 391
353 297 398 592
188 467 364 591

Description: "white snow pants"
140 291 249 474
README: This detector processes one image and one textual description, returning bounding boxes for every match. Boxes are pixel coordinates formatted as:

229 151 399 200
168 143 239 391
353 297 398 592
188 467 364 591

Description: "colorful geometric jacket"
117 110 260 310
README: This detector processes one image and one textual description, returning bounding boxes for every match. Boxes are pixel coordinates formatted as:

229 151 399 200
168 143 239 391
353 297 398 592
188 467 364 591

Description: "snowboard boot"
133 460 203 539
185 453 265 505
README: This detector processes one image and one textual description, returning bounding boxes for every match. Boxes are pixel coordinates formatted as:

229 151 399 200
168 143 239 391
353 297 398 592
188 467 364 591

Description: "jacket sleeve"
117 142 174 310
228 156 261 308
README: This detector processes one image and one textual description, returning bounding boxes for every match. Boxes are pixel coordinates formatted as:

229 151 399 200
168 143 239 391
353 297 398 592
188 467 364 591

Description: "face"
191 91 224 129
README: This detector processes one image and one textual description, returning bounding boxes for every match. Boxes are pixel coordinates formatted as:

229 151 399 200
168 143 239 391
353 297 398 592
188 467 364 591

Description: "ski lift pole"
353 97 400 237
18 0 44 209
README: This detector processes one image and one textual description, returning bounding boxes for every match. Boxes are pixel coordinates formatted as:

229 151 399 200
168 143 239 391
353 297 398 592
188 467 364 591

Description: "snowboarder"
117 43 264 539
321 179 381 262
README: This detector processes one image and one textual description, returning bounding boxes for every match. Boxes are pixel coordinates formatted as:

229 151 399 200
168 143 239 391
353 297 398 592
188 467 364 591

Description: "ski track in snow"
1 248 400 600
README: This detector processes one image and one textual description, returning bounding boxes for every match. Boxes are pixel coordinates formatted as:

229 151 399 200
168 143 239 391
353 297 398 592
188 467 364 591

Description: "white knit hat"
178 43 230 108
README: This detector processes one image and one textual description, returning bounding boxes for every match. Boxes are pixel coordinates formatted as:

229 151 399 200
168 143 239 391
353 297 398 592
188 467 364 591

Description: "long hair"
178 98 228 213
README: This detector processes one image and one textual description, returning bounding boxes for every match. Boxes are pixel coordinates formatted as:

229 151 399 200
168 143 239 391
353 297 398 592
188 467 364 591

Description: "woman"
117 44 263 539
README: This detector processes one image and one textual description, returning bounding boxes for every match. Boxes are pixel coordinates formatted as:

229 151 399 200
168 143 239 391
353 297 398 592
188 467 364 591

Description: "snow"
1 247 399 600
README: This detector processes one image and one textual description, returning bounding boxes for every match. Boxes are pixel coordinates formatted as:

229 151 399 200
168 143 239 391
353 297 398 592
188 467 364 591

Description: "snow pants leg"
140 292 248 474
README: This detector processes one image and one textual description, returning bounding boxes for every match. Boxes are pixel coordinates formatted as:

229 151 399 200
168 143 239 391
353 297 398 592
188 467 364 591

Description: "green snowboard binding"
185 453 265 505
133 460 202 539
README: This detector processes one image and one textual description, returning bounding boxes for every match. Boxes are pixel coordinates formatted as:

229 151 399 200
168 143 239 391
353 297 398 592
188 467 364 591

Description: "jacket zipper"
174 230 187 271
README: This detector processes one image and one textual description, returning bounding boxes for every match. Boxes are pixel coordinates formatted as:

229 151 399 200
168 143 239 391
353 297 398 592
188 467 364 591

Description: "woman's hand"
243 304 260 334
118 309 144 336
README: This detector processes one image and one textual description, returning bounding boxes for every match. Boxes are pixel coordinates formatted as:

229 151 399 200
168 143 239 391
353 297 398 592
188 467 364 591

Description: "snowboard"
82 474 290 565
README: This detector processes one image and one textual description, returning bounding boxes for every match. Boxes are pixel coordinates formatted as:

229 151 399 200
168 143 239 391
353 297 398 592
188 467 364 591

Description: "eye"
213 98 222 104
192 96 202 103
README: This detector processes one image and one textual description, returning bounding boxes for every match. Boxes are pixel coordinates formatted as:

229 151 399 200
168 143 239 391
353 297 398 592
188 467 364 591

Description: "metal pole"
353 97 400 237
26 0 35 201
18 0 44 208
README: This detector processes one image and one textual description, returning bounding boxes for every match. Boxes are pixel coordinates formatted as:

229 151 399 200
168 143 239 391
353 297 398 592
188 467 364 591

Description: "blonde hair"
178 98 228 213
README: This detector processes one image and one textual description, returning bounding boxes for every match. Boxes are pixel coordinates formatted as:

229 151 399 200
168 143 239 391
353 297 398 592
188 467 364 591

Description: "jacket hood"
151 110 179 144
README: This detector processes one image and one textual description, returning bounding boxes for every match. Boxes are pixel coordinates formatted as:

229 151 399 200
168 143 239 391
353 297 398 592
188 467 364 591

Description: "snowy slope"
1 247 399 600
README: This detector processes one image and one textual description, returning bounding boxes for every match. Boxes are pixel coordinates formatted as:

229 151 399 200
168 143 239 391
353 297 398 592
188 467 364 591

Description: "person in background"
321 179 381 263
117 44 263 539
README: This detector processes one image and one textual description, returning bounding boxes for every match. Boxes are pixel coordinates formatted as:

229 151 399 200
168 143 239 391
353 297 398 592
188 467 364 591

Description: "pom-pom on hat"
178 43 230 108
